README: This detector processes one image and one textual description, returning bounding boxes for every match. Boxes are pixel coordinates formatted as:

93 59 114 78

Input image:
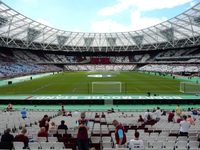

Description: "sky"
3 0 200 33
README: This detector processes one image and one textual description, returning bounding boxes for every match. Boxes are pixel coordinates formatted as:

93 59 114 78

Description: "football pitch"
0 71 181 95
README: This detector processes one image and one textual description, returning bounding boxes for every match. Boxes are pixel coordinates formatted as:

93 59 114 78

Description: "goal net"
180 82 200 94
91 82 122 94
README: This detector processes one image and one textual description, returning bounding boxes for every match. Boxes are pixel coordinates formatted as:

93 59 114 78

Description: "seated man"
129 131 144 150
179 115 190 136
0 128 14 149
14 128 29 149
58 120 68 131
168 110 175 122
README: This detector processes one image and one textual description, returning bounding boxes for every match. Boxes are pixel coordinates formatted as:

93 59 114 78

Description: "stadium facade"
0 1 199 51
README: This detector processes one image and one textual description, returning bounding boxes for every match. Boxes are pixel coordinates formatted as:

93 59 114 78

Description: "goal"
91 82 122 94
180 82 200 94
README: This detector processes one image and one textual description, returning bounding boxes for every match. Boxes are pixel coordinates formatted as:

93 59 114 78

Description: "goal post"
91 82 122 94
180 82 200 94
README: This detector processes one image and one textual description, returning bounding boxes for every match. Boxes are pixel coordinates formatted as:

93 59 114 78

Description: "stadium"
0 0 199 150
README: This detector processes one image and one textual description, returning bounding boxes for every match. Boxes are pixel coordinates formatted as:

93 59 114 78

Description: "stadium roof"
0 1 199 51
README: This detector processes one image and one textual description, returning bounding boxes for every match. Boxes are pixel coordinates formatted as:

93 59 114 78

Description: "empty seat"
102 136 112 142
40 142 54 149
175 141 188 149
28 142 41 149
102 142 113 148
53 142 65 149
37 137 47 142
48 136 58 142
163 141 175 149
189 141 200 149
13 141 24 150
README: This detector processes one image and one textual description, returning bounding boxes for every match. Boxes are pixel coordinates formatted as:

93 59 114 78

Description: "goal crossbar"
91 82 122 94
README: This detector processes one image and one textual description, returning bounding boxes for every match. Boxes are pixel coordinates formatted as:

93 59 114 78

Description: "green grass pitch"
0 71 181 95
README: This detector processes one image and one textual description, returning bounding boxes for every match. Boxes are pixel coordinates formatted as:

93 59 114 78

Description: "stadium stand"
0 108 198 149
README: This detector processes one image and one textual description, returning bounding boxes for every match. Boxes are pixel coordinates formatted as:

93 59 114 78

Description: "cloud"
93 0 195 32
91 19 130 33
98 0 193 16
92 10 165 32
36 18 52 27
130 10 165 30
98 1 130 16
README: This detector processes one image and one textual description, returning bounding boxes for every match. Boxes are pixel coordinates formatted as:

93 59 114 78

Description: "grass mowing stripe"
31 83 54 93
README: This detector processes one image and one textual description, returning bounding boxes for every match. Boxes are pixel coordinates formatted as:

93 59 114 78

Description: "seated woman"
38 127 48 142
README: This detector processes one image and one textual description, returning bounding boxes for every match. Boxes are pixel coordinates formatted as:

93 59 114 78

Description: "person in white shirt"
155 107 162 121
129 131 144 150
144 109 152 121
179 115 190 136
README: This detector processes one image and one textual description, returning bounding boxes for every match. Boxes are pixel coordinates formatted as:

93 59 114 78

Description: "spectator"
49 122 57 131
48 122 57 137
168 110 175 122
7 103 13 111
58 120 68 131
20 108 27 119
0 128 14 149
177 115 183 123
155 107 162 121
187 115 195 125
39 115 49 131
144 109 152 121
61 104 65 116
179 115 190 136
38 127 48 142
161 110 166 116
191 108 198 120
77 123 89 150
138 115 144 122
129 131 144 150
101 112 106 118
77 112 88 126
107 108 115 113
176 105 182 116
113 120 126 148
14 128 29 149
95 113 99 118
67 111 72 117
